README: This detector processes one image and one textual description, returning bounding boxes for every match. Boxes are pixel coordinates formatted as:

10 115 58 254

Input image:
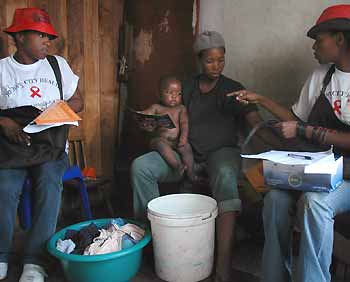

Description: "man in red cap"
0 8 82 282
233 4 350 282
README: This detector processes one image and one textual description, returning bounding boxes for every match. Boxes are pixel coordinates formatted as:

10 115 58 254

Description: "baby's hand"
226 90 261 105
139 119 157 132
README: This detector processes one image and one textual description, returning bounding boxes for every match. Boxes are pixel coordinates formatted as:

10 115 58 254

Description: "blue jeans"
131 147 241 221
0 155 68 265
262 182 350 282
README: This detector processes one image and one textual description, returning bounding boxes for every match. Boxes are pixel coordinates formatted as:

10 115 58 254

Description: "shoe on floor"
19 264 47 282
0 262 8 280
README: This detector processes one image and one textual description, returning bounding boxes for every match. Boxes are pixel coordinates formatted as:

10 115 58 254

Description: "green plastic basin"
47 218 151 282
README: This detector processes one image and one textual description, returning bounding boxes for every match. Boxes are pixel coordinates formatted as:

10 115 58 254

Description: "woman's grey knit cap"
193 30 225 54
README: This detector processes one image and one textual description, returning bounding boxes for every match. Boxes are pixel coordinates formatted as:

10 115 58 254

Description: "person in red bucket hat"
0 7 83 282
231 4 350 282
307 4 350 39
4 8 58 39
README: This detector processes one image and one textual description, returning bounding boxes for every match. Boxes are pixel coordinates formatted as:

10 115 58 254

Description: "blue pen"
287 153 312 160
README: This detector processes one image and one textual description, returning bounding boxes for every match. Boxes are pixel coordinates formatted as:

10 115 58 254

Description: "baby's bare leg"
177 143 196 180
150 137 185 175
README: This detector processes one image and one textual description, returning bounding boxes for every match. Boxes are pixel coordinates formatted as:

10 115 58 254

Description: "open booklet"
128 107 176 129
23 100 82 133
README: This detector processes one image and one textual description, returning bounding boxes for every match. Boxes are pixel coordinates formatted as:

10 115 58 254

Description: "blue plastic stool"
19 178 33 230
19 165 93 230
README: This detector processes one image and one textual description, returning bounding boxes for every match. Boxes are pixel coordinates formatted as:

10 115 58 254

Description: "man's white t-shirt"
292 64 350 126
0 55 79 110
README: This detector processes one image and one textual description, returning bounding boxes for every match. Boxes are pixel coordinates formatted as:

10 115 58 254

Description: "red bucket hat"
4 8 58 39
307 5 350 39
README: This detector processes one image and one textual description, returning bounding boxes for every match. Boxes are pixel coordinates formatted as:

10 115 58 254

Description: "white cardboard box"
263 157 343 192
242 150 343 192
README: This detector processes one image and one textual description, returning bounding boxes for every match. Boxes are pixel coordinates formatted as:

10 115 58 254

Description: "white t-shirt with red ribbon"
292 64 350 126
0 55 79 110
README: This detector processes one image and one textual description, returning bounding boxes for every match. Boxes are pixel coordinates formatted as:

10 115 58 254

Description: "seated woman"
131 30 268 282
233 5 350 282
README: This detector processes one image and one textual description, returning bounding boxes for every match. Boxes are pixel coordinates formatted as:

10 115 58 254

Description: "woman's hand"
0 117 31 145
227 90 262 105
275 121 298 139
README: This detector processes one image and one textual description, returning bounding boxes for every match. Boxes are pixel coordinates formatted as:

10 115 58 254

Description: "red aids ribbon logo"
333 99 341 116
30 86 41 98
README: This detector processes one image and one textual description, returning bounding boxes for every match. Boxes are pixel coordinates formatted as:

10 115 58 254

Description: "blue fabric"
122 235 136 249
111 218 126 226
262 181 350 282
0 155 68 265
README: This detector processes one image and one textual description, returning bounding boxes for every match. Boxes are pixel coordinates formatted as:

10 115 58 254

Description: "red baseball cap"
307 4 350 39
4 8 58 39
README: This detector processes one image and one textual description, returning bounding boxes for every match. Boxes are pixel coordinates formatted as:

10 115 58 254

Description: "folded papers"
34 100 81 125
23 101 81 133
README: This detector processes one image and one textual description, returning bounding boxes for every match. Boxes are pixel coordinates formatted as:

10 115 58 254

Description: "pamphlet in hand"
128 107 176 129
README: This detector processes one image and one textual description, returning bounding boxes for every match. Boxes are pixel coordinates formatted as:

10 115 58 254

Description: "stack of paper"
241 148 334 170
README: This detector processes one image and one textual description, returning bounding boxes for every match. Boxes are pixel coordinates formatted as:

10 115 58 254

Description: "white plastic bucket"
147 193 218 282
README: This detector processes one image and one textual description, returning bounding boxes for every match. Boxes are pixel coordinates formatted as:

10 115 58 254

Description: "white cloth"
83 225 124 255
120 223 145 241
83 223 145 255
56 239 76 254
0 55 79 110
292 64 350 125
